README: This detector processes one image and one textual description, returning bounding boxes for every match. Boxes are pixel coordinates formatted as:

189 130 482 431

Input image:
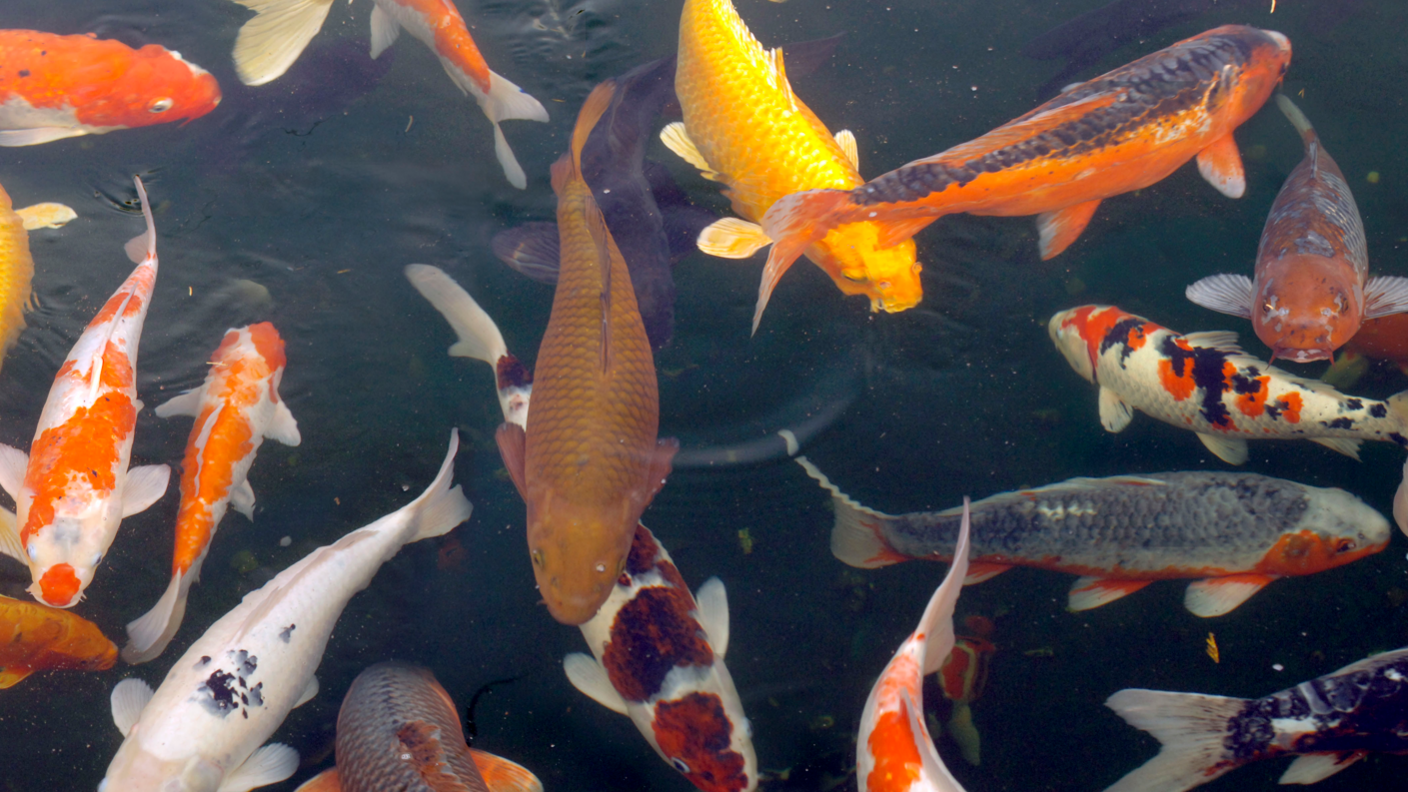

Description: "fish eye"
670 758 691 774
531 549 544 568
1337 539 1357 553
149 98 174 113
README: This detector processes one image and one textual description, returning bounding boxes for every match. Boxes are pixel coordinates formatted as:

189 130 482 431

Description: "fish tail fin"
1102 689 1245 792
755 189 852 333
403 265 508 366
1275 94 1317 147
467 67 550 189
123 176 157 266
470 748 545 792
121 568 191 665
793 456 907 569
404 429 473 543
230 0 335 86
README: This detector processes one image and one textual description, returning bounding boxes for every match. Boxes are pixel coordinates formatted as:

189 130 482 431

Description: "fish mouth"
1271 345 1331 364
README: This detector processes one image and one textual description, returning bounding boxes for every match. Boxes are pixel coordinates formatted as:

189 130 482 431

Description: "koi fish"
1323 313 1408 391
406 266 759 792
935 621 995 767
495 82 677 626
802 460 1389 617
759 25 1291 326
0 30 220 146
668 0 922 332
1187 96 1408 362
121 323 302 664
0 177 171 608
1049 305 1408 465
229 0 548 188
565 527 757 792
0 181 35 378
858 499 971 792
292 663 541 792
0 590 117 688
100 431 472 792
1105 645 1408 791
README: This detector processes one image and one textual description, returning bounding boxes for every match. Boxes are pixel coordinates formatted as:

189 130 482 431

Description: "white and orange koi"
858 500 971 792
0 176 169 608
122 322 301 664
1050 305 1408 465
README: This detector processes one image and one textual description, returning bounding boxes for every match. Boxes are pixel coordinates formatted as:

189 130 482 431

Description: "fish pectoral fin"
0 444 29 500
1067 577 1152 611
0 127 88 147
1035 199 1101 260
1097 386 1134 433
697 217 772 259
946 701 981 766
563 653 629 715
659 122 723 181
1183 574 1274 618
495 423 529 500
1180 331 1244 354
218 743 300 792
368 2 402 59
1310 436 1362 460
1364 276 1408 319
230 479 257 521
1186 274 1255 319
153 388 203 418
1196 433 1248 465
121 465 172 518
291 768 341 792
491 223 562 285
0 506 23 563
110 677 155 735
0 666 34 689
469 748 545 792
644 438 679 502
1279 752 1366 785
694 577 730 657
963 562 1012 585
266 400 302 447
834 129 859 168
230 0 335 86
294 675 319 708
1196 134 1246 199
15 202 77 230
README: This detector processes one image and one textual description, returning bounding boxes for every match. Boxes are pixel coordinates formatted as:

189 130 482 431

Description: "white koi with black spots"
99 432 471 792
1050 305 1408 465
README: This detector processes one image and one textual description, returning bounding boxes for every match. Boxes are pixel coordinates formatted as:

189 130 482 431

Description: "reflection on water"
1 0 1407 790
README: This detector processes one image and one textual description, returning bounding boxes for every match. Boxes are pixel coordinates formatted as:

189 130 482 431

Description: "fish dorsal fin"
563 653 629 714
769 47 796 111
1279 752 1364 785
219 743 299 792
571 81 617 171
469 748 545 792
924 89 1122 167
585 198 613 373
695 577 730 657
834 129 858 169
110 677 154 736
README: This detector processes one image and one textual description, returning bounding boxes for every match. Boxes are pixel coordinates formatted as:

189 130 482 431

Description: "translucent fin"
1196 135 1246 199
368 2 400 58
1184 574 1273 617
405 264 509 366
230 0 335 86
495 423 528 499
405 430 473 543
491 224 561 284
695 577 729 657
946 701 981 766
122 465 171 518
154 389 203 418
963 562 1011 585
0 127 87 146
1068 577 1152 611
1103 689 1245 792
230 479 256 521
469 748 544 792
1275 93 1315 145
659 122 721 180
1035 199 1101 260
0 444 26 500
294 675 318 708
1186 274 1254 319
219 743 299 792
563 653 629 714
0 667 33 688
1098 386 1133 433
121 570 187 664
1196 433 1248 465
1310 436 1361 460
834 129 858 168
266 401 301 446
1363 276 1408 319
697 218 772 259
0 507 23 563
1279 752 1363 785
110 677 154 736
15 202 77 230
918 499 971 675
794 456 906 568
1181 331 1244 354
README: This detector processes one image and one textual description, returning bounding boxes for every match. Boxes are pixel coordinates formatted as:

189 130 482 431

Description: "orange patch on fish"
37 564 81 608
1236 375 1271 416
865 707 923 792
1254 529 1374 576
1276 391 1303 423
1158 349 1196 401
651 693 750 792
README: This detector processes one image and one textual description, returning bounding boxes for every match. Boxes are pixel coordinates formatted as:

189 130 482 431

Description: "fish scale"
0 183 32 376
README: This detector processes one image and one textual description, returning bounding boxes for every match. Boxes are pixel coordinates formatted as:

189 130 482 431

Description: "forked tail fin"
402 429 473 544
1102 689 1245 792
755 189 851 333
231 0 335 86
404 264 508 365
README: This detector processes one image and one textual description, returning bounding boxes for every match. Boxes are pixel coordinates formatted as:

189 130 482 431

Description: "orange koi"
0 591 116 688
496 82 677 625
1323 313 1408 391
666 0 921 332
0 30 220 146
760 25 1291 324
858 500 971 792
122 323 301 664
0 177 170 608
1188 96 1408 362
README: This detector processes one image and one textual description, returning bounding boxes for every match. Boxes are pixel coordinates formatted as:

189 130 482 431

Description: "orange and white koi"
0 590 117 688
1049 305 1408 465
230 0 548 188
858 499 971 792
122 323 301 664
0 30 220 147
667 0 922 332
0 177 170 608
759 26 1290 325
1187 95 1408 363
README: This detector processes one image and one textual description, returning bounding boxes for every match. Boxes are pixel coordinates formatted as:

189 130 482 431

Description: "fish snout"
33 563 83 608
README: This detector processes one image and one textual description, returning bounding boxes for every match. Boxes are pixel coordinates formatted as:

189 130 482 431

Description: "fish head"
100 742 224 792
1253 256 1361 363
812 222 923 314
1259 485 1390 576
24 496 115 607
1047 305 1127 383
650 687 757 792
1227 28 1292 115
93 46 221 130
527 497 636 625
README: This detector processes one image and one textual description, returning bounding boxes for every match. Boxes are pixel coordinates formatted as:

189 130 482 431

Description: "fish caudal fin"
1278 753 1365 785
755 189 851 334
1275 94 1317 147
479 70 551 190
231 0 335 86
402 430 473 544
1195 135 1246 199
793 456 906 569
121 569 191 664
1102 689 1246 792
1185 274 1254 318
469 748 545 792
404 265 509 366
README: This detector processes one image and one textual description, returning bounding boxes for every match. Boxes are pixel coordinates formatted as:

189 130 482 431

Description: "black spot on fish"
18 70 28 77
279 625 296 643
1370 404 1388 419
1323 418 1354 430
240 693 248 705
1344 398 1364 411
1391 433 1407 447
197 670 240 717
1099 317 1147 367
1159 335 1235 428
195 656 211 669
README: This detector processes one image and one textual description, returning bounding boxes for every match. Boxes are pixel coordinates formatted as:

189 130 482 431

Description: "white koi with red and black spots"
1049 305 1408 465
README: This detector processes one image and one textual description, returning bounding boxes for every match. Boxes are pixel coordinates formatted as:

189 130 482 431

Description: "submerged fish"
0 177 170 608
100 431 472 792
669 0 922 332
496 82 677 626
15 201 77 230
1049 305 1408 465
0 181 35 377
1187 96 1408 363
935 622 995 767
0 590 117 688
292 663 541 792
1323 313 1408 391
803 461 1389 617
858 500 971 792
759 25 1291 325
122 323 302 664
230 0 548 187
0 30 220 146
1105 646 1408 791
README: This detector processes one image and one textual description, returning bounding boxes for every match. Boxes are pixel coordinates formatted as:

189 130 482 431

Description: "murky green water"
2 0 1407 790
